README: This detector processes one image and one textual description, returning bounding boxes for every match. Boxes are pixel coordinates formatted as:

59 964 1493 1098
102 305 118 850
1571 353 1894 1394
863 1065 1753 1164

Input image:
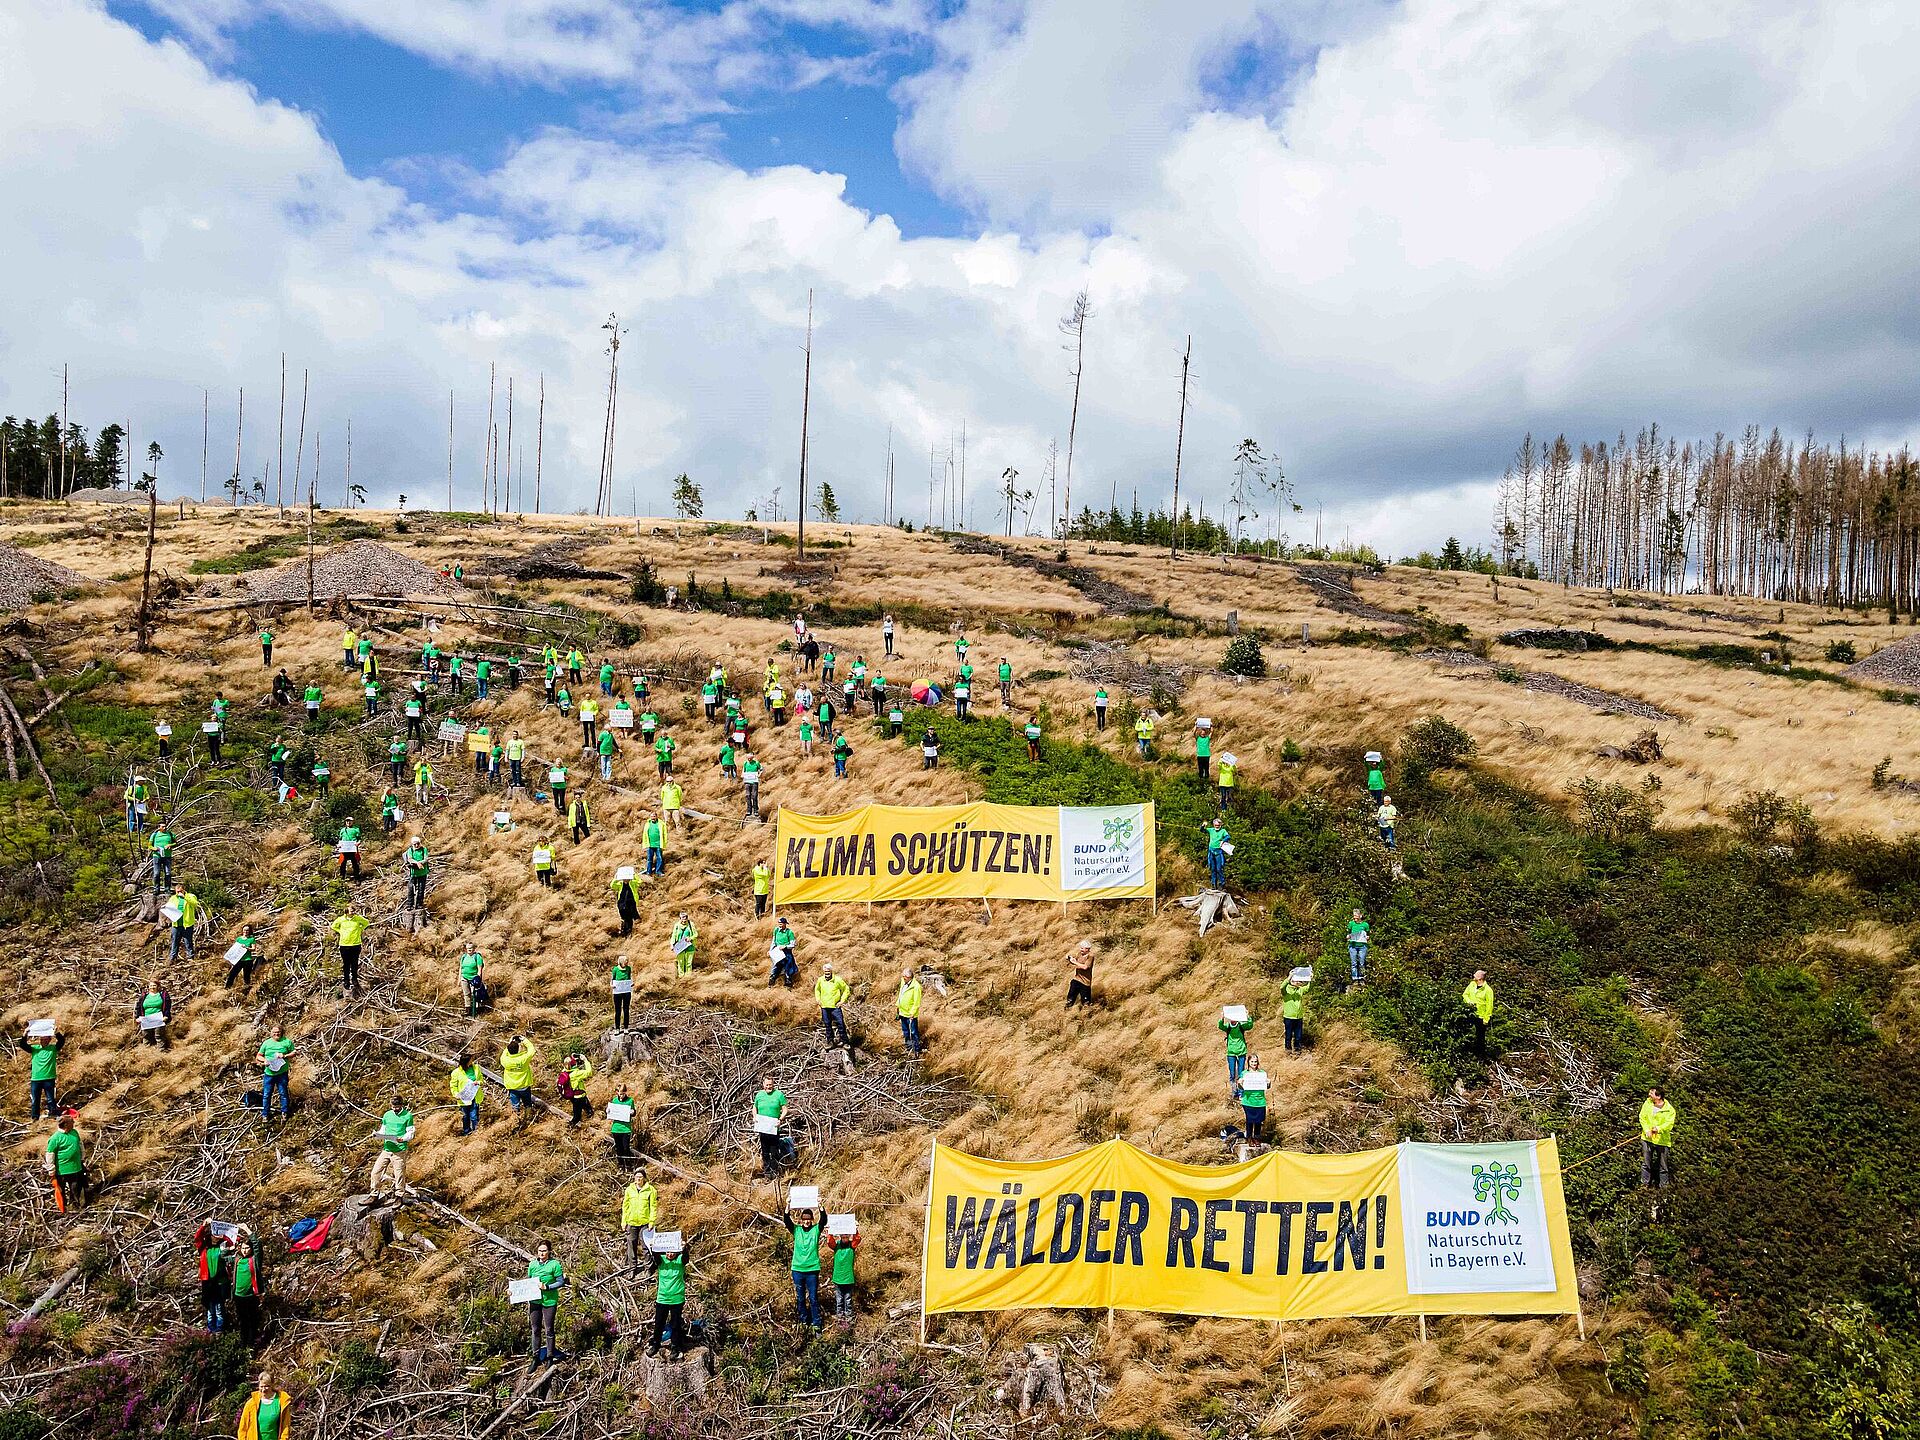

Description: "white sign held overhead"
826 1213 857 1236
1221 1004 1249 1024
786 1185 821 1210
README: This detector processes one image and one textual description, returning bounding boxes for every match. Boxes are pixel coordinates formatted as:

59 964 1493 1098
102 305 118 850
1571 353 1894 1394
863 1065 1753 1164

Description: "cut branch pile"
1067 640 1190 698
949 539 1151 615
1290 563 1417 629
499 538 629 583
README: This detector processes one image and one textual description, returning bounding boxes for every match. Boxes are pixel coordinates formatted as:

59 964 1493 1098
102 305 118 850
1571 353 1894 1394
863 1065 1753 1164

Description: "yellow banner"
921 1139 1578 1322
773 802 1155 905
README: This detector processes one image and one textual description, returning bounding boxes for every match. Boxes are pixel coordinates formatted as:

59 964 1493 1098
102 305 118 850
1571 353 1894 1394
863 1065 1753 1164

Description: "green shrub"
1568 775 1661 844
1825 639 1858 664
1221 635 1266 677
332 1337 392 1393
1398 714 1477 782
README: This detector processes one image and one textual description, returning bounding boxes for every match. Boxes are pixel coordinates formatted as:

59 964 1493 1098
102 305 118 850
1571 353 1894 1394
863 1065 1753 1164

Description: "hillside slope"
0 505 1913 1440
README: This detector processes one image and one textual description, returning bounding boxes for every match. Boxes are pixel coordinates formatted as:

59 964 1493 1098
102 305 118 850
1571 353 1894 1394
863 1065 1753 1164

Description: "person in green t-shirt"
24 1028 62 1120
238 1372 290 1440
1346 909 1370 983
611 954 632 1029
647 1235 693 1356
371 1095 415 1196
526 1241 566 1362
597 725 618 781
230 1235 265 1345
136 977 173 1050
754 1078 787 1176
824 1223 860 1323
44 1114 86 1210
1237 1055 1269 1142
459 946 487 1017
1218 1010 1254 1089
258 1025 294 1119
786 1208 824 1331
149 824 174 892
1093 686 1109 730
336 820 361 879
608 1080 637 1167
1194 725 1212 781
1281 979 1308 1053
259 628 274 666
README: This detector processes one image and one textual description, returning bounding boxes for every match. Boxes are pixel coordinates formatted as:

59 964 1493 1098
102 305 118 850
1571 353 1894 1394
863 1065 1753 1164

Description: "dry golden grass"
9 503 1910 1436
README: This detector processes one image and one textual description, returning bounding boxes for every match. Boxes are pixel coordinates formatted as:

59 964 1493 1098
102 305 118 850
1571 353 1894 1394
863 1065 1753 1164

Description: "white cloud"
3 0 1918 553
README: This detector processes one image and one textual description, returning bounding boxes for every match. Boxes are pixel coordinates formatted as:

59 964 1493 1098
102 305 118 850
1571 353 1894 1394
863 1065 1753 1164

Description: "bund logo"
1101 815 1135 846
1471 1162 1523 1225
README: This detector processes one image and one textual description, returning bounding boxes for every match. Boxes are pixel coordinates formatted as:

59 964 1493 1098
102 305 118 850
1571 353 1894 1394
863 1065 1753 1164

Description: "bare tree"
1000 467 1033 537
596 316 624 517
1228 437 1267 551
1171 336 1191 559
797 290 813 559
1058 290 1092 536
534 373 545 515
136 444 161 652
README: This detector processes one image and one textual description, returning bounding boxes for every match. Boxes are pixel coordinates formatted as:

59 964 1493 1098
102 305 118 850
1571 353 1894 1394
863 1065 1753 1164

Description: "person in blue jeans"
1346 909 1370 983
1218 1011 1254 1090
1203 822 1229 888
786 1209 824 1330
258 1025 293 1120
24 1030 62 1120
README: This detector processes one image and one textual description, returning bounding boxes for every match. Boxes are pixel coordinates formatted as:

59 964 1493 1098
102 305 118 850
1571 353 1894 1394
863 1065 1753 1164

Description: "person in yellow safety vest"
1216 754 1237 812
622 1169 660 1276
1639 1087 1677 1189
500 1036 539 1125
661 779 684 830
166 887 201 961
1134 712 1155 758
449 1053 484 1135
569 793 592 842
1462 970 1494 1057
896 966 924 1056
751 861 772 918
506 733 526 789
815 965 851 1046
1281 977 1308 1053
413 758 433 808
532 839 556 886
331 910 369 995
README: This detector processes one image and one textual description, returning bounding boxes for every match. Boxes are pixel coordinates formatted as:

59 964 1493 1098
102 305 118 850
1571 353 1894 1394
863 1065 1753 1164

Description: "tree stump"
642 1346 715 1407
334 1193 400 1265
1018 1344 1067 1417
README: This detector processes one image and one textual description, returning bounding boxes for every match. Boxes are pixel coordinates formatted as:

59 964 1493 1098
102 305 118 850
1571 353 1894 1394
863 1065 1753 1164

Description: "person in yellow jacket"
1462 970 1494 1057
621 1169 660 1275
237 1371 291 1440
500 1037 539 1127
896 966 923 1056
166 887 201 961
412 758 433 809
751 860 772 918
1639 1087 1677 1189
815 964 851 1046
331 911 368 996
449 1053 484 1135
1133 712 1155 758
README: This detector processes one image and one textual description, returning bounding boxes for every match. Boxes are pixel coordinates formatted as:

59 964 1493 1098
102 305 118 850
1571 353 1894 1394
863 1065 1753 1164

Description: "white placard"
1239 1070 1269 1093
155 724 172 737
160 900 184 924
611 978 632 996
743 771 759 786
786 1185 820 1210
548 769 566 784
646 1230 683 1254
606 1101 634 1123
1219 841 1234 856
826 1213 857 1237
1220 752 1238 766
492 811 510 828
201 722 220 733
26 1019 55 1038
671 936 693 955
615 865 635 882
753 1112 780 1135
139 1011 168 1030
392 808 405 823
1364 751 1383 765
336 839 358 855
508 1277 545 1304
209 1221 243 1241
768 941 788 961
532 847 552 866
1221 1004 1249 1024
266 1055 286 1074
224 942 248 964
457 1081 480 1105
405 702 422 717
1289 965 1314 986
609 710 633 729
436 720 466 741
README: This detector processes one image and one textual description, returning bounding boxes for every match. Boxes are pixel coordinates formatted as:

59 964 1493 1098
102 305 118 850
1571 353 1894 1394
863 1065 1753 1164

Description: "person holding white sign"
754 1078 788 1177
533 838 556 887
1238 1056 1269 1142
1281 976 1308 1053
622 1168 659 1273
525 1241 566 1364
135 978 173 1049
165 887 200 962
824 1218 861 1323
258 1025 294 1120
224 925 260 990
784 1207 825 1332
24 1025 63 1120
768 918 799 986
671 913 698 977
611 954 632 1029
448 1053 483 1135
1218 1007 1255 1089
647 1232 692 1357
607 1081 638 1167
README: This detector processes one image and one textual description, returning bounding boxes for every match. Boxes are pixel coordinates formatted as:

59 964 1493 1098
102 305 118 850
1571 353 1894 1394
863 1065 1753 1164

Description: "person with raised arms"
611 868 643 937
648 1232 693 1358
784 1206 825 1333
500 1036 539 1127
23 1025 63 1120
1218 1007 1255 1091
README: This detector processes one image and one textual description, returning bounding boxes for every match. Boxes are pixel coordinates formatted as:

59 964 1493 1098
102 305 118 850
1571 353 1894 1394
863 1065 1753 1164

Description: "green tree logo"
1472 1162 1524 1225
1102 815 1135 845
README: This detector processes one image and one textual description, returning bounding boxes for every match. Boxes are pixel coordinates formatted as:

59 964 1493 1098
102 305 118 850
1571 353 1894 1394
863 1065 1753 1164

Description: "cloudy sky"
3 0 1917 552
